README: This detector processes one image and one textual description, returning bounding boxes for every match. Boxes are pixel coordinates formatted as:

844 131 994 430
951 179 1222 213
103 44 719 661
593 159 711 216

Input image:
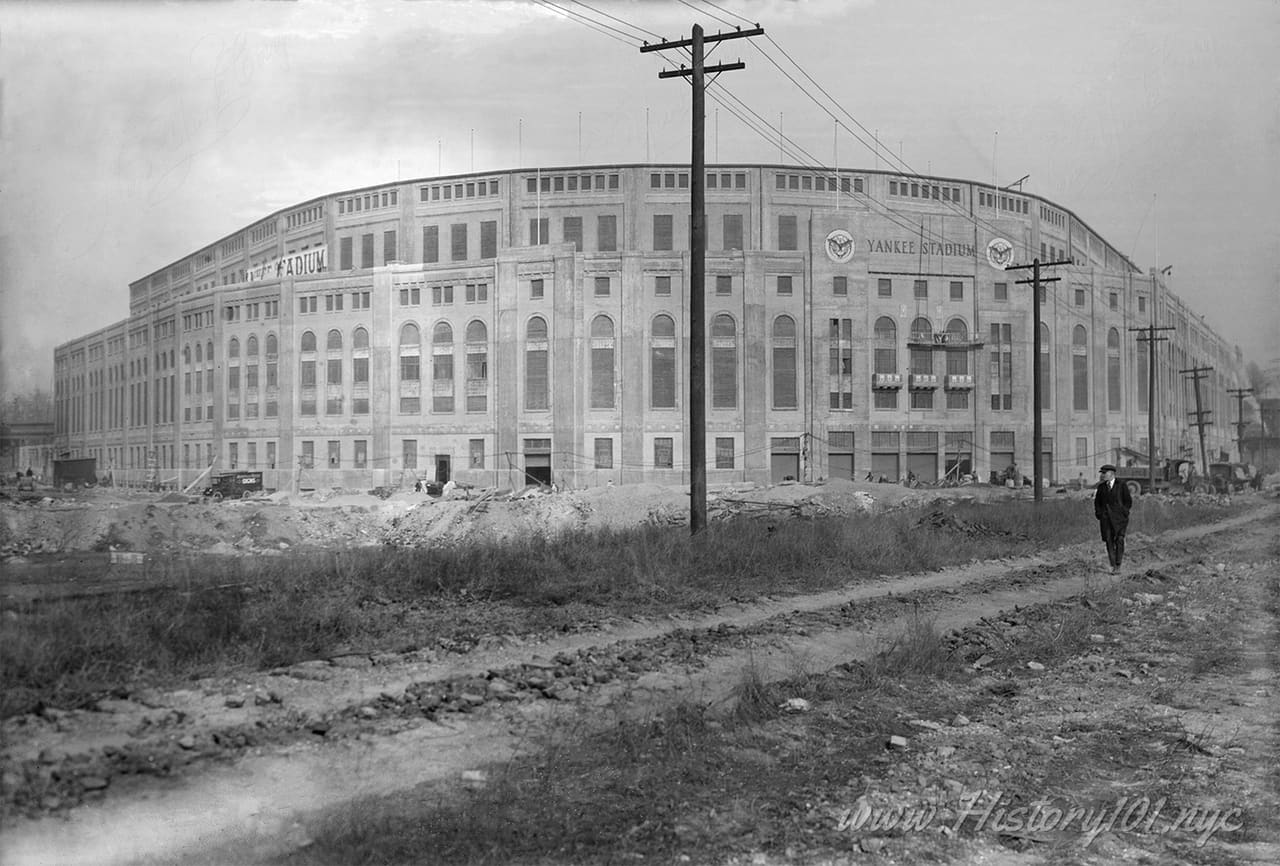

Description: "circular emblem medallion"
986 237 1014 270
825 229 855 263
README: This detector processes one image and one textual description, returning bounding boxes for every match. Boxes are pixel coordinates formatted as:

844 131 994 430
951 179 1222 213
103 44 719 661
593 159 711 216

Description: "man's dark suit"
1094 478 1133 570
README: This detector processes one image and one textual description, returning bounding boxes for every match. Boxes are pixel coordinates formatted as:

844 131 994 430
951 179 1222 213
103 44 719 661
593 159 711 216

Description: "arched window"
873 316 897 374
399 323 420 382
194 343 203 363
247 336 259 357
711 313 737 409
184 345 192 366
909 317 933 377
432 322 454 412
1072 324 1089 411
651 314 677 409
266 334 278 357
526 316 549 410
1038 322 1051 410
206 341 213 363
327 329 343 352
590 314 615 409
772 315 797 409
465 321 488 412
300 331 316 353
946 318 969 377
228 338 240 359
1106 326 1122 412
352 327 369 351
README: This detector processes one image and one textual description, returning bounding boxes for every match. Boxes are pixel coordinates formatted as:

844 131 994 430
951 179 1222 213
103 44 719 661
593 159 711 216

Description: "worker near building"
1094 464 1133 574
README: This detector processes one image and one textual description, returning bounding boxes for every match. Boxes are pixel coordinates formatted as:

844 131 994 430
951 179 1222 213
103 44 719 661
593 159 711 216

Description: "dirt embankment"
1 477 1010 561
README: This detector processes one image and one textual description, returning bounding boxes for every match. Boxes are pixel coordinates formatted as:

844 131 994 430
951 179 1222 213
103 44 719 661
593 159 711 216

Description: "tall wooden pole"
643 23 762 535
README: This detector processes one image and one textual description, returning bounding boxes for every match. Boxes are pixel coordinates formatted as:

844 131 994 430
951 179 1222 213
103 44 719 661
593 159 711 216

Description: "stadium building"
52 163 1248 491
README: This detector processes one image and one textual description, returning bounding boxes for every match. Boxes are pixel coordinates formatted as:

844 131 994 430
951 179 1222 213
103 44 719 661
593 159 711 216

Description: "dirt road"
4 502 1275 866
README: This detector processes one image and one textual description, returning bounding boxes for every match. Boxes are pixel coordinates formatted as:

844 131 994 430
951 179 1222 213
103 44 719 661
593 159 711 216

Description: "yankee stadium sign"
247 246 328 282
864 238 976 258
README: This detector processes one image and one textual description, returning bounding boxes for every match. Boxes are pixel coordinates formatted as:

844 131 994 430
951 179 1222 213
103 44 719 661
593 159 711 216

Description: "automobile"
1207 462 1250 494
202 471 265 500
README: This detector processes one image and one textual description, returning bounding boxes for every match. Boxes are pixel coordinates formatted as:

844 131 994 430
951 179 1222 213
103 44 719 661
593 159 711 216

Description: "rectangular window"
654 437 674 469
655 275 671 296
361 233 375 269
994 281 1008 301
354 440 367 469
914 279 928 300
480 220 497 259
777 214 797 250
423 226 439 263
327 440 341 467
469 439 485 469
950 281 964 301
594 276 610 297
653 214 673 251
400 355 420 381
531 278 544 300
563 217 583 252
715 437 735 469
352 397 369 414
723 213 743 251
399 396 420 413
716 274 732 295
597 214 617 252
326 358 342 384
594 438 613 469
1075 288 1086 306
1109 291 1118 311
1138 295 1147 313
989 323 1014 411
451 223 468 261
266 441 277 469
402 440 417 470
529 218 549 245
384 230 397 263
301 441 315 469
301 360 316 387
833 276 847 296
777 275 792 296
340 236 353 270
353 357 369 383
878 278 892 298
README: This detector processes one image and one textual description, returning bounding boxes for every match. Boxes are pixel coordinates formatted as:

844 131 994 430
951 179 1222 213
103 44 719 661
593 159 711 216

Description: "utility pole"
642 23 763 536
1007 257 1070 502
1180 365 1214 477
1228 387 1253 461
1129 323 1174 492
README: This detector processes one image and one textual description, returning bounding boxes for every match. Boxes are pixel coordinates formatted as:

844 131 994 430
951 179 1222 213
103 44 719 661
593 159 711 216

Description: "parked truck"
1113 458 1205 497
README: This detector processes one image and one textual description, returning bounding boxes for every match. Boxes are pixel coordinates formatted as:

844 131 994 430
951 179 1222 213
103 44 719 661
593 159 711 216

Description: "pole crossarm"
659 61 745 78
640 26 764 52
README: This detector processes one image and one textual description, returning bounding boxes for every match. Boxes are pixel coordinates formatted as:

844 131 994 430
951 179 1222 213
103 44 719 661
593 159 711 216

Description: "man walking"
1094 464 1133 574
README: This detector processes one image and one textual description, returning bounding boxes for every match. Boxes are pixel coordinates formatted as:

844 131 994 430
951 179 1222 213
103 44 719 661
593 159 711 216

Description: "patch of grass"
0 498 1240 717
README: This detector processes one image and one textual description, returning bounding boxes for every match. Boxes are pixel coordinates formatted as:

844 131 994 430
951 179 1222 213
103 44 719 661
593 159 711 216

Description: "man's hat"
1100 464 1117 473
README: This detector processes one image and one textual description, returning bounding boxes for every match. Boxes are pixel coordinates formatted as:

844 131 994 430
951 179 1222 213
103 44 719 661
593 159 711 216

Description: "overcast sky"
2 0 1278 399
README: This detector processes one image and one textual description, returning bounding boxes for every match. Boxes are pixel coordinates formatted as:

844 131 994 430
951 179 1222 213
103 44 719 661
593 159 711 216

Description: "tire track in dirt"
4 505 1275 866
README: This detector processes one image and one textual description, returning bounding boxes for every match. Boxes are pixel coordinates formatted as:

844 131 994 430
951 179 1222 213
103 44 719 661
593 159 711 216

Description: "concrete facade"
53 164 1248 491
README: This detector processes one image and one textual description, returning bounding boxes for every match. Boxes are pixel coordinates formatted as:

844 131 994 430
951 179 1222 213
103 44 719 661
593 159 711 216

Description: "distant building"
0 420 55 480
53 163 1247 490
